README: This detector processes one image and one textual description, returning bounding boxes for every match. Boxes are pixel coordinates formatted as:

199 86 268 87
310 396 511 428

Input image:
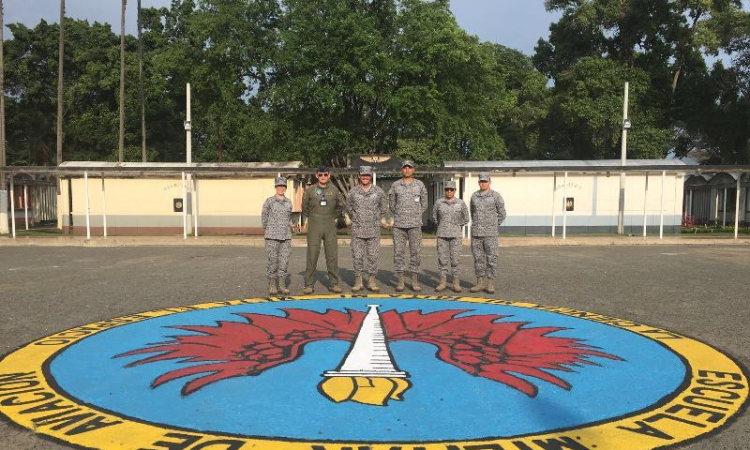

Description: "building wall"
60 177 287 236
58 172 688 236
462 172 685 235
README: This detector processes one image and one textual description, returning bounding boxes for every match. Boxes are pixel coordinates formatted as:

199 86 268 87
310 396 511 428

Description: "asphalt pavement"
0 244 748 450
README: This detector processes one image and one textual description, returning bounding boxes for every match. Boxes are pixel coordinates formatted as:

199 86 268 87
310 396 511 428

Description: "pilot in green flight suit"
302 166 345 294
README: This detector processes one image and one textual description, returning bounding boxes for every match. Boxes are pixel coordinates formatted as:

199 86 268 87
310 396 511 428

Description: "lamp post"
617 82 630 235
0 0 8 235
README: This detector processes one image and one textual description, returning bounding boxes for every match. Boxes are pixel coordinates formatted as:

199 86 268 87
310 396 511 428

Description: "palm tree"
138 0 146 162
57 0 65 165
119 0 126 162
0 0 5 174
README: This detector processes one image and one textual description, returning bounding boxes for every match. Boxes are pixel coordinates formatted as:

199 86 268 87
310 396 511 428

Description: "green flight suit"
303 183 345 288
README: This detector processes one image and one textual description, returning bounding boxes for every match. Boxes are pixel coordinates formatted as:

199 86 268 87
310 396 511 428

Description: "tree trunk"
138 0 146 162
56 0 65 166
672 10 703 96
0 0 5 184
119 0 127 162
217 126 224 162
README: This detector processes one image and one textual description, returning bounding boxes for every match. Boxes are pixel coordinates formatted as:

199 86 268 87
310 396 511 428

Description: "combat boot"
367 275 380 292
268 278 278 295
278 278 290 295
411 273 422 292
329 285 343 293
352 274 364 292
303 286 314 295
451 276 463 293
395 273 406 292
485 279 495 294
435 274 448 292
469 277 485 293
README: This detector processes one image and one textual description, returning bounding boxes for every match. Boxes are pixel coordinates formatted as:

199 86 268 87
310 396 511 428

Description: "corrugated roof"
444 159 694 169
60 161 303 169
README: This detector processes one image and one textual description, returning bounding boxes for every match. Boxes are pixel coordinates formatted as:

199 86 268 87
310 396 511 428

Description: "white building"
443 160 693 235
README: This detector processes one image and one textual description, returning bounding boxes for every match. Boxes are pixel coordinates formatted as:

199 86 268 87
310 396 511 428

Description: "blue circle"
48 298 687 441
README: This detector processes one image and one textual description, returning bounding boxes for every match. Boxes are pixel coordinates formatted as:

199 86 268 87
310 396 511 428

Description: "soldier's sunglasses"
317 172 330 177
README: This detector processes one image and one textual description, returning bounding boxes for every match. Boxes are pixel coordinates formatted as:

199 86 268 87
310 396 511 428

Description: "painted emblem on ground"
0 295 746 450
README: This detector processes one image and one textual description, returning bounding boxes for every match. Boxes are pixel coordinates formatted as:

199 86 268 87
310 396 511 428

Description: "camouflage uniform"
261 195 293 280
346 183 387 276
388 178 428 273
432 196 469 276
303 183 345 288
470 189 506 280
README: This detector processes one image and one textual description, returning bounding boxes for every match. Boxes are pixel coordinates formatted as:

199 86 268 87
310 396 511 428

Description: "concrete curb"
0 235 747 248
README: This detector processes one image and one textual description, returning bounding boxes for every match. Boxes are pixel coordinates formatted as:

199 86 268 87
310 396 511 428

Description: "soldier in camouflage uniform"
262 177 293 295
388 160 428 292
346 166 387 292
432 180 469 293
302 166 346 294
469 172 507 294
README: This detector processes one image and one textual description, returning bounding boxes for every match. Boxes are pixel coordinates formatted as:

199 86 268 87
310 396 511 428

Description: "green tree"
491 45 549 160
541 58 671 160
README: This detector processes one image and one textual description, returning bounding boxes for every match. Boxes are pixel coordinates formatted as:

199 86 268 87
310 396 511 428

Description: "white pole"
735 175 741 240
185 84 193 236
192 175 198 238
373 171 377 187
186 84 192 165
715 190 720 222
618 82 629 235
23 185 28 230
0 181 8 236
10 176 15 238
84 172 91 240
552 173 557 238
642 173 648 238
468 174 473 239
563 171 568 239
722 187 727 227
659 171 665 239
673 174 679 234
101 176 108 238
181 172 187 240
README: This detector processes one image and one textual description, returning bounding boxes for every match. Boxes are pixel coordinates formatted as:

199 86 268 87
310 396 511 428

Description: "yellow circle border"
0 294 747 450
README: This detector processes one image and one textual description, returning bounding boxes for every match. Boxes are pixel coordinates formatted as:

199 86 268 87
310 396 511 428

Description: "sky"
3 0 561 56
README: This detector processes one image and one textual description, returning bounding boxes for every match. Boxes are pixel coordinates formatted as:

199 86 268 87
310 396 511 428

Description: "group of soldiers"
261 161 506 296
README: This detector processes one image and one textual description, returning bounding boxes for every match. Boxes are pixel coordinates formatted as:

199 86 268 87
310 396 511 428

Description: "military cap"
401 160 415 168
359 166 373 176
317 165 330 173
479 172 491 182
444 180 457 190
274 177 287 187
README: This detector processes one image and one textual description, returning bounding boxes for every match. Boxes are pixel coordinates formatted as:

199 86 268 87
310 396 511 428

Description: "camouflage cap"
274 177 287 187
444 180 457 190
359 166 374 176
401 160 415 168
479 172 491 182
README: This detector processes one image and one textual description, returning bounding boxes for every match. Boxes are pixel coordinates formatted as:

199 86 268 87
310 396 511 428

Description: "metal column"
563 172 568 239
23 185 28 230
659 171 665 239
101 176 108 238
735 175 741 239
9 175 15 238
84 172 91 240
181 172 187 240
642 173 649 238
552 173 557 238
192 174 198 238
